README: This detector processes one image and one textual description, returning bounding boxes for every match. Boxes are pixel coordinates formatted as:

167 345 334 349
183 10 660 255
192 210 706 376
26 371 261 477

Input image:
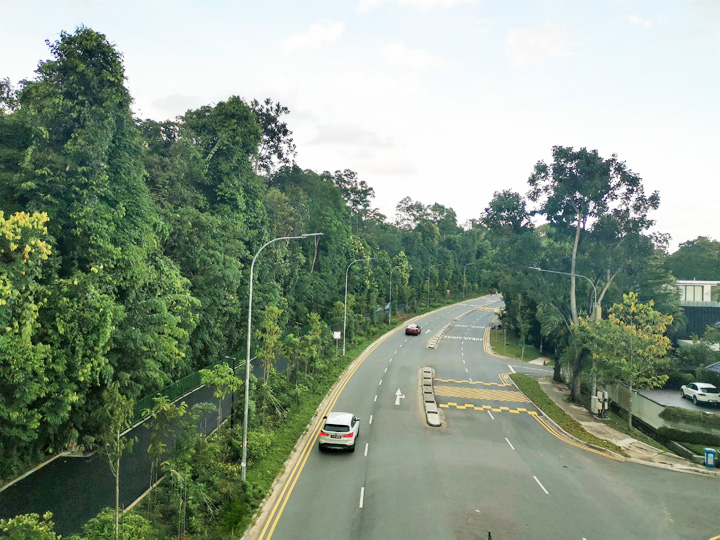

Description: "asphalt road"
252 296 720 540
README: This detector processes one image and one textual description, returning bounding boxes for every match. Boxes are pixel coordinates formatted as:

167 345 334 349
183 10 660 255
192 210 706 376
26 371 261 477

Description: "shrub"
657 427 720 446
659 406 720 429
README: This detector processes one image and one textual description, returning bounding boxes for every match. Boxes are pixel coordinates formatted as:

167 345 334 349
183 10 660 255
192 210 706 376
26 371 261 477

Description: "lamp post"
224 355 236 428
343 257 374 356
389 265 402 324
463 261 480 300
427 264 439 308
528 266 600 320
242 232 322 482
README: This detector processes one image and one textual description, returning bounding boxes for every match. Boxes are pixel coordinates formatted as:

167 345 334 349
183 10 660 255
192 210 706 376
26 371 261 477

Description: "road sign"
333 331 341 339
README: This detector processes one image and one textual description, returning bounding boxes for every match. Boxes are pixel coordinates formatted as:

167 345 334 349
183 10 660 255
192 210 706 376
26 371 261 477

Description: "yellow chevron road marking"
439 403 534 414
434 378 510 387
434 385 529 403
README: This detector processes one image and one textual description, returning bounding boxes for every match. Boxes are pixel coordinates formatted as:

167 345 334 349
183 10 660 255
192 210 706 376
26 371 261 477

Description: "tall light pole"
427 264 439 308
242 232 322 482
463 261 480 300
389 265 402 324
528 266 600 320
344 257 374 356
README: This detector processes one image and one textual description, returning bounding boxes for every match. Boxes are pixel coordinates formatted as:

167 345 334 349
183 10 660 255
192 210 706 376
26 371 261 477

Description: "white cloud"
357 0 475 13
506 21 580 67
281 21 345 53
378 41 448 70
357 0 390 13
628 15 652 29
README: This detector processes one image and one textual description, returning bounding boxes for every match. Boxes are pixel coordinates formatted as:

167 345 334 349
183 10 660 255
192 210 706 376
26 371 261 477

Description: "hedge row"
659 406 720 429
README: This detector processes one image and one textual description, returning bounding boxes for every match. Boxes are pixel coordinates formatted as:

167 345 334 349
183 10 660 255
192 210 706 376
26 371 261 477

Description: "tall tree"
528 146 660 325
665 236 720 281
577 292 672 429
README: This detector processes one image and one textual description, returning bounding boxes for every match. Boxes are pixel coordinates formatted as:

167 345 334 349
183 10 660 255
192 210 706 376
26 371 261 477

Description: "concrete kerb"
420 367 441 427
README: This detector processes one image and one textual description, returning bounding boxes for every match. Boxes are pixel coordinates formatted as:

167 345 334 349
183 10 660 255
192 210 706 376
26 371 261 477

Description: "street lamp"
242 232 322 482
224 355 236 428
427 264 439 308
428 264 440 308
528 266 600 320
389 265 402 324
463 261 480 300
343 257 374 356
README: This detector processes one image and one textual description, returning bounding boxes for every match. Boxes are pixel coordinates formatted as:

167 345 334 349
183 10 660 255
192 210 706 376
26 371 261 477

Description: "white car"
680 382 720 406
318 411 360 452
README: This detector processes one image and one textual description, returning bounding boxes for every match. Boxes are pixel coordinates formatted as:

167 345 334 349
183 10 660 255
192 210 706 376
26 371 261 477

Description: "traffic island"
420 367 441 426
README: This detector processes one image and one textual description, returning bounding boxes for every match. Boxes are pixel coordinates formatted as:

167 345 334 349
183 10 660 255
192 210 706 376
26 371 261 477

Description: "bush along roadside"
509 374 625 455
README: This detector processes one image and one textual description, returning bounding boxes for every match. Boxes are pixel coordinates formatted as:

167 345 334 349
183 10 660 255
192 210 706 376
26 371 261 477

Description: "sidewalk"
527 360 719 476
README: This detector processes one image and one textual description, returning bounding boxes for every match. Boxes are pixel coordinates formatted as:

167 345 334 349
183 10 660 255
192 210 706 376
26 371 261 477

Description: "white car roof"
326 411 354 425
694 382 717 389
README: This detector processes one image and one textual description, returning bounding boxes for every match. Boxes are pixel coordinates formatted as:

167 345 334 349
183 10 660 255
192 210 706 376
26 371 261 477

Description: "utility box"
704 448 717 468
591 396 601 414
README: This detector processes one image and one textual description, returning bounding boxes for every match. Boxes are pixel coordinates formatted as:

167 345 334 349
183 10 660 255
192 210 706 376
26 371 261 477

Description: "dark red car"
405 323 421 336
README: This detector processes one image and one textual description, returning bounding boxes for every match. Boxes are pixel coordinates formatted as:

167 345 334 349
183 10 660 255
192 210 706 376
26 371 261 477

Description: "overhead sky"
2 0 718 252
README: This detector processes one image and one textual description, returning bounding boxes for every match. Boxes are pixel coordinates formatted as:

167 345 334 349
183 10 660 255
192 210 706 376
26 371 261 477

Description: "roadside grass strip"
510 373 626 457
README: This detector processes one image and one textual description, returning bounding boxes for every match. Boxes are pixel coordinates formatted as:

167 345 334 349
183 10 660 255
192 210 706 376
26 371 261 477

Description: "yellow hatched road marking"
434 378 510 387
439 403 535 414
434 385 529 403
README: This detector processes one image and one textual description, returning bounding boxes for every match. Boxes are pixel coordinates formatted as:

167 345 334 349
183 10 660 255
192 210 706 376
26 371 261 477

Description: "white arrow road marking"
508 364 516 374
395 388 405 405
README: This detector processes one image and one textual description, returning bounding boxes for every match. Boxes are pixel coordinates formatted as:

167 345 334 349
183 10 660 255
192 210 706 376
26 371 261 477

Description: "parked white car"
680 382 720 406
318 411 360 452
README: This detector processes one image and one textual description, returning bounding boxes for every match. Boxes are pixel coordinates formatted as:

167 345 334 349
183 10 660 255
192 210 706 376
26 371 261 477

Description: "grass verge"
510 373 625 455
489 328 541 362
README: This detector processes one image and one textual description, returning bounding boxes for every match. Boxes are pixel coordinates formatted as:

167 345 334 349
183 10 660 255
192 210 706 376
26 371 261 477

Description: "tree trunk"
570 349 585 401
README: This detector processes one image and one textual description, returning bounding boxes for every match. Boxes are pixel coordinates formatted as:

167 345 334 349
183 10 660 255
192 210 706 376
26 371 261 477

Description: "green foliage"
665 236 720 281
74 508 159 540
0 512 58 540
657 427 720 446
659 406 720 430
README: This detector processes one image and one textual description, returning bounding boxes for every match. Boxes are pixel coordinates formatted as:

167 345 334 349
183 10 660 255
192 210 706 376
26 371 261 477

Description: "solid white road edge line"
505 437 515 450
533 476 549 495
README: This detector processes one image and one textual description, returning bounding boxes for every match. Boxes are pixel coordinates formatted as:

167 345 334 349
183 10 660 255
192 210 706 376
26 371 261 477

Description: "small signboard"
333 331 341 340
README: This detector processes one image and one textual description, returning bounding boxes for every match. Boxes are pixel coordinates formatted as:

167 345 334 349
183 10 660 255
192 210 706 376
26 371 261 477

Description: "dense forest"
1 27 719 539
